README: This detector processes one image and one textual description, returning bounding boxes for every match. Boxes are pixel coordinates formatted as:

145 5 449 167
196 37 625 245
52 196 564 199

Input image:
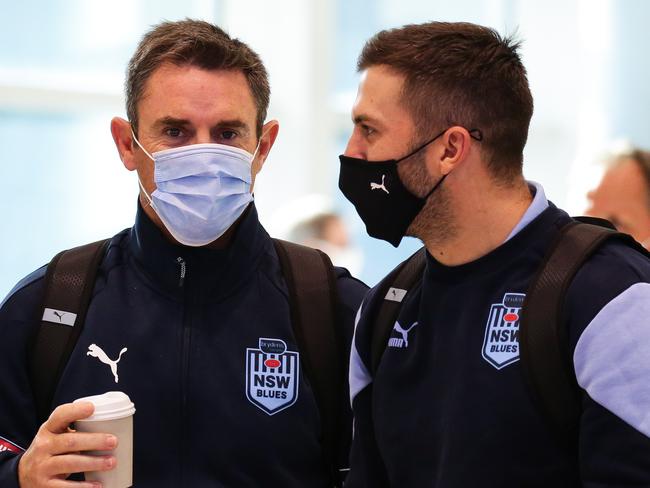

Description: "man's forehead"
138 63 257 127
145 62 249 85
143 64 251 99
353 65 409 122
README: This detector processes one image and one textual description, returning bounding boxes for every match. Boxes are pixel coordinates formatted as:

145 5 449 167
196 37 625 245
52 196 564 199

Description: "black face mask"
338 128 482 247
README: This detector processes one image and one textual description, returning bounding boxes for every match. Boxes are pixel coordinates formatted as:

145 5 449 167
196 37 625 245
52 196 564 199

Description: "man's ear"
252 120 280 178
432 126 474 176
111 117 138 171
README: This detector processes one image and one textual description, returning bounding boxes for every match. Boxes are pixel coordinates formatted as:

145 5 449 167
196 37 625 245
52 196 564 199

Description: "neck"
423 173 533 266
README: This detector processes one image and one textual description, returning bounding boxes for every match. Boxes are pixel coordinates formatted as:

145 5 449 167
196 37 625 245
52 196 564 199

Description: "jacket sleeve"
0 270 47 487
566 244 650 485
344 290 390 488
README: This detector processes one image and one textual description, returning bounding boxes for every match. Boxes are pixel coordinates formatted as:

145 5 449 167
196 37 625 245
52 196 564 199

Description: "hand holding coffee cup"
17 401 117 488
74 392 136 488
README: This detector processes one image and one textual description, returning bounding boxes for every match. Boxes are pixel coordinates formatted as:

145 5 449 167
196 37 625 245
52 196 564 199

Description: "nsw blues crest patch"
481 293 525 370
246 338 299 415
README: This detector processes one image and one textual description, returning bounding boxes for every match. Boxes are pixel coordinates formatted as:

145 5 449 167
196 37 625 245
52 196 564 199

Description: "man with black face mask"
340 22 650 487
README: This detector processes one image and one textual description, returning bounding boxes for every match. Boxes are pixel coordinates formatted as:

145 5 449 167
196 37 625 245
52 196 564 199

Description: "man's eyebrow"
352 114 386 130
214 119 249 131
353 114 368 124
152 116 191 129
353 114 381 127
151 117 251 134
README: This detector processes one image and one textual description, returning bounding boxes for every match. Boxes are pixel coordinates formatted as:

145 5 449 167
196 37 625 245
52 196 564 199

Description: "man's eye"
221 130 237 140
361 124 375 137
165 127 183 138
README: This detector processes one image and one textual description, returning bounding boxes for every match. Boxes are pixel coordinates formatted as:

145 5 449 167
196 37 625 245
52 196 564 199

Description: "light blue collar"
504 181 549 242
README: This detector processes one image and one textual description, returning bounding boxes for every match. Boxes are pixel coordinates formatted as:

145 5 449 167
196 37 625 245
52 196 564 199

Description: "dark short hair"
358 22 534 181
126 19 270 137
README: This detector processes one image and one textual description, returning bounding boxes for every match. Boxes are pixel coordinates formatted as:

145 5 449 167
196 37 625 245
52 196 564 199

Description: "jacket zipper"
176 257 186 287
177 256 191 485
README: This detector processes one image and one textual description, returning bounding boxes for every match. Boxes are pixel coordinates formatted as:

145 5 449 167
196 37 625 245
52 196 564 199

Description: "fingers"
50 432 118 456
49 481 102 488
45 453 116 477
18 448 114 488
45 402 95 434
17 402 117 487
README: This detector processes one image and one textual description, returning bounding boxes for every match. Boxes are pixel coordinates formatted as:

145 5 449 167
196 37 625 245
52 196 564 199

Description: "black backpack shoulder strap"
30 239 110 424
519 218 645 447
272 238 343 484
370 247 427 374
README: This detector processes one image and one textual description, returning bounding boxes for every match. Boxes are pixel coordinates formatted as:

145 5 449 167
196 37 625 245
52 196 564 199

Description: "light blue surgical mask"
132 132 260 246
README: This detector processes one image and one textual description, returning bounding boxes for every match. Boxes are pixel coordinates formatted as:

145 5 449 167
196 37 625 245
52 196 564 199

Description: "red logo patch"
0 436 24 454
503 313 519 323
265 358 281 369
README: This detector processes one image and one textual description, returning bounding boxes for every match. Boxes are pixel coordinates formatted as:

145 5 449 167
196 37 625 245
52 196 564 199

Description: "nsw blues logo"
246 338 299 415
481 293 525 370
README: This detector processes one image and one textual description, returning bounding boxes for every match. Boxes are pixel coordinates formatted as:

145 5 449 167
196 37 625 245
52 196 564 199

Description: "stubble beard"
399 151 457 248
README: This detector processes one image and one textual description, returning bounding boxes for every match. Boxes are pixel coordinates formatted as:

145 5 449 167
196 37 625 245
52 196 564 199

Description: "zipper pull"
176 257 186 287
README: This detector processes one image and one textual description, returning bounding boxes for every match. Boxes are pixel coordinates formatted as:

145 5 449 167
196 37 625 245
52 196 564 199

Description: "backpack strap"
272 239 343 485
370 248 427 374
30 239 110 424
519 218 645 447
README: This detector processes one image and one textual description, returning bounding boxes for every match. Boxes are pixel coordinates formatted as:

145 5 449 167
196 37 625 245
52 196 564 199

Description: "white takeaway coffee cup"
74 391 135 488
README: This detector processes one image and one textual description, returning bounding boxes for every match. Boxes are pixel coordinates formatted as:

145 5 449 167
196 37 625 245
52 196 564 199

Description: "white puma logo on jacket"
87 344 128 383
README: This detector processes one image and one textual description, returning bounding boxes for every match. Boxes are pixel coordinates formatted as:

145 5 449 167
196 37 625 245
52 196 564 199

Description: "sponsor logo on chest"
246 338 299 415
481 293 525 370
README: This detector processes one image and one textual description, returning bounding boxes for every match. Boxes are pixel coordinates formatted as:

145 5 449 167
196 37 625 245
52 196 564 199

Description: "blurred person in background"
287 210 364 276
586 147 650 248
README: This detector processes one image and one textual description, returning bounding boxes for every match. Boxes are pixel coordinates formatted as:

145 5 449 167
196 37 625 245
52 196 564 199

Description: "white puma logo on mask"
370 174 390 194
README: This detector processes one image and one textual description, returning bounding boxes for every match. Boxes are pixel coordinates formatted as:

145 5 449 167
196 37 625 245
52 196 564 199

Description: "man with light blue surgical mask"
130 130 262 247
0 19 367 487
114 59 276 251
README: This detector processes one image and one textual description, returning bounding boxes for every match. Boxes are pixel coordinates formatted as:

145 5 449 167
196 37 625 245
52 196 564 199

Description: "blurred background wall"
2 0 650 296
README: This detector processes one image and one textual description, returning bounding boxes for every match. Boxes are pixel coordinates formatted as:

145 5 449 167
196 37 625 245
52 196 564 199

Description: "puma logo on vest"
370 174 390 194
388 321 418 348
87 344 128 383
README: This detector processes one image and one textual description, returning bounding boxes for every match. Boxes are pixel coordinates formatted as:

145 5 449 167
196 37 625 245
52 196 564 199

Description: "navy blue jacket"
0 203 368 487
347 186 650 487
